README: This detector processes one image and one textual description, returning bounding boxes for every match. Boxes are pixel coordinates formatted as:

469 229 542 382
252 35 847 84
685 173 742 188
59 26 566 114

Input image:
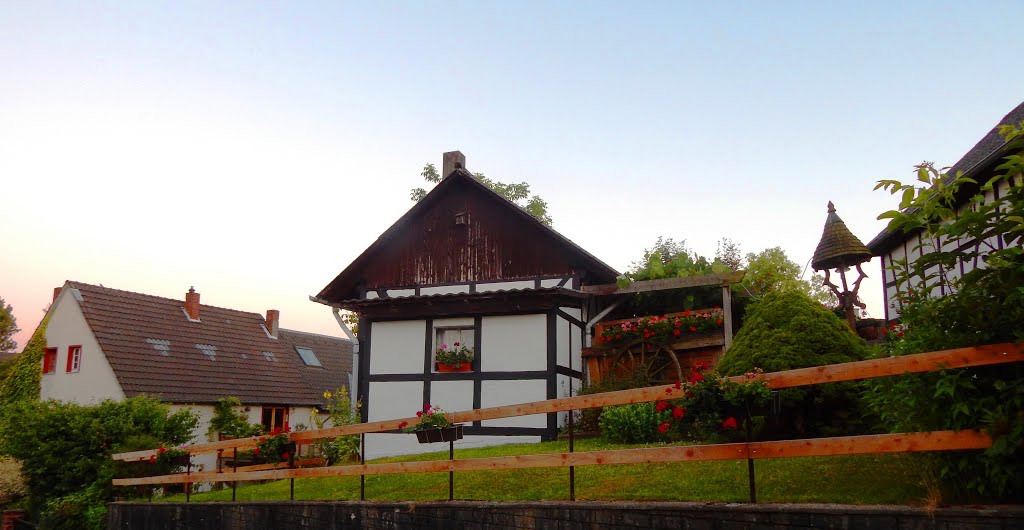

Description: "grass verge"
158 438 928 504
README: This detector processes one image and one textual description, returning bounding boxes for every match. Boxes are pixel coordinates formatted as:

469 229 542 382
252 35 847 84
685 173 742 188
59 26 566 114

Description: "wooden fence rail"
112 430 990 487
112 342 1023 462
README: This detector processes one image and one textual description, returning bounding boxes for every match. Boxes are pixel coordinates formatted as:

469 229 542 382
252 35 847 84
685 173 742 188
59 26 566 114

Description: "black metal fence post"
569 407 575 501
746 403 756 504
185 456 191 503
360 433 366 501
289 450 296 501
232 448 238 501
449 439 455 501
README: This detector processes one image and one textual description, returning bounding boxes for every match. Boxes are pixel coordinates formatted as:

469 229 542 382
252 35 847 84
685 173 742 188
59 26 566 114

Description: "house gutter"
584 298 625 347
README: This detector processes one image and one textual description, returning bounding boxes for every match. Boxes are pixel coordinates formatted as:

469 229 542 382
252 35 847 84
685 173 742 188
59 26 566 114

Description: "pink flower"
721 417 738 430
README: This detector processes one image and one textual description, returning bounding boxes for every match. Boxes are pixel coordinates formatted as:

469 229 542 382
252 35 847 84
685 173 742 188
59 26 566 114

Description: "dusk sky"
3 1 1023 349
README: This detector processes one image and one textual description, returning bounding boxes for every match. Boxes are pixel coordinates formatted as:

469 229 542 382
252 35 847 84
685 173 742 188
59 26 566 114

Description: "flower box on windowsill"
414 424 464 444
436 361 472 373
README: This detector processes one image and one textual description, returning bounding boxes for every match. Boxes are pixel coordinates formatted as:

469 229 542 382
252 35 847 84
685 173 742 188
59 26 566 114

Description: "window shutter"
66 347 74 372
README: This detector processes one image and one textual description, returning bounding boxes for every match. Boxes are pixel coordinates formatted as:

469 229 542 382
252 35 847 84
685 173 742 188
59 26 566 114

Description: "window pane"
295 346 321 366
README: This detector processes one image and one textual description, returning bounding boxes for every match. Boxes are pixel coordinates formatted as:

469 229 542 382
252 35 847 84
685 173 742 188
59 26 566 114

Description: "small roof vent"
196 344 217 360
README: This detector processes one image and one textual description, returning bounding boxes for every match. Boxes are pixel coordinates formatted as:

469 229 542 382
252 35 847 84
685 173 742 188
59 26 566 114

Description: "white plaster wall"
369 321 425 374
480 314 546 372
419 285 470 296
540 277 572 288
475 280 536 292
41 289 125 404
480 380 547 428
368 381 423 422
386 288 417 298
556 307 582 370
430 381 474 412
365 292 378 299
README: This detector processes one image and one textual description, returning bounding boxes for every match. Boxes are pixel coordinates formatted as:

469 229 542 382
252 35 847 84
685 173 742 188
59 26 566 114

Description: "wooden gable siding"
363 185 579 289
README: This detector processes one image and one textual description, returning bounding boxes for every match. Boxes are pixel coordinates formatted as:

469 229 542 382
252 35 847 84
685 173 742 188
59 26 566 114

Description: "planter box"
436 361 472 372
414 424 464 444
169 454 191 467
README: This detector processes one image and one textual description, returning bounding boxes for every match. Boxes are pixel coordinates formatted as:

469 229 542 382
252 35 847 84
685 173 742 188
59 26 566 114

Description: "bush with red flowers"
254 423 293 463
596 309 726 346
656 364 772 443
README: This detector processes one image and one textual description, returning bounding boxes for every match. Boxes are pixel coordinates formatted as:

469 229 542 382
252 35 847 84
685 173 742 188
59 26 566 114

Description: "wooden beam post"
722 283 734 351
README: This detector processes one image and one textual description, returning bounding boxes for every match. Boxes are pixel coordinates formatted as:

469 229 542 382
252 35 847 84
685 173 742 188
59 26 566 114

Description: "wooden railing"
112 343 1022 496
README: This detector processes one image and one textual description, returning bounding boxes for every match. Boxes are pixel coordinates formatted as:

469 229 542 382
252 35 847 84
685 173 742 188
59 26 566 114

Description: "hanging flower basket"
436 361 472 372
415 424 463 444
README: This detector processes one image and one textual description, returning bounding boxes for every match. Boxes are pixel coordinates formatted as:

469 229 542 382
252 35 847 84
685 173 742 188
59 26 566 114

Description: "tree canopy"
0 297 18 353
410 163 553 226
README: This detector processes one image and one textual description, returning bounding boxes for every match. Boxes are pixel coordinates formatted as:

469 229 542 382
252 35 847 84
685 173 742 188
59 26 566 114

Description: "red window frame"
42 347 58 374
66 345 82 373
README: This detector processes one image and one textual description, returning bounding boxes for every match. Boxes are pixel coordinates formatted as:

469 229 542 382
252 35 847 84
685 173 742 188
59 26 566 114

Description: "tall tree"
0 297 18 353
742 247 834 305
410 163 553 226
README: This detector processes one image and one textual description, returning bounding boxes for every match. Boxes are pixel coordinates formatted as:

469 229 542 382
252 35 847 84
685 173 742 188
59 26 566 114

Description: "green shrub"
311 387 361 465
717 290 869 437
598 402 666 444
0 397 197 529
207 397 262 440
0 313 49 407
863 123 1024 502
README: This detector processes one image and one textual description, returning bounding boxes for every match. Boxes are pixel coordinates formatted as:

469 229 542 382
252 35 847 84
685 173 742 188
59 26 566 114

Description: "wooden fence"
112 343 1022 499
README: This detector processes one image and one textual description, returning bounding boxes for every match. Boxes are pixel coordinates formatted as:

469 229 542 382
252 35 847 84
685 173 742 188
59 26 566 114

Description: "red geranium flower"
688 372 705 384
715 319 723 326
694 361 709 372
398 421 408 429
281 452 290 460
655 401 670 412
416 411 423 417
424 403 431 411
665 387 673 394
721 417 738 430
672 406 686 419
253 447 261 455
149 455 156 463
674 381 682 389
689 326 697 332
672 329 681 337
658 422 671 433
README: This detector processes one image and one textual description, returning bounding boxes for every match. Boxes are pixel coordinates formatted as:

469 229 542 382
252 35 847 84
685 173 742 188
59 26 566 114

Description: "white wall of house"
480 314 546 372
41 288 125 404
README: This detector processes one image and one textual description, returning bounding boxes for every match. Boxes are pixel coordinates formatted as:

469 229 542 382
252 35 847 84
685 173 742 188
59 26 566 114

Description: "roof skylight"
295 346 322 367
146 338 171 356
196 344 217 360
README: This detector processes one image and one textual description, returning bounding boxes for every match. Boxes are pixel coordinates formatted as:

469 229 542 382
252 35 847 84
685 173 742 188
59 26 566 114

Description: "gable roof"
64 281 351 406
867 100 1024 253
317 168 619 302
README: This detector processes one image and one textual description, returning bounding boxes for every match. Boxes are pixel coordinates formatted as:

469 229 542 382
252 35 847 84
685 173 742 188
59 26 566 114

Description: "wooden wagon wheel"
608 339 684 383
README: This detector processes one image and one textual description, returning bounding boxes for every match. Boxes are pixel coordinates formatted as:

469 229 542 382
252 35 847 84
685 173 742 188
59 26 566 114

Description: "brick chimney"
53 287 63 302
184 287 200 321
442 150 466 179
265 309 280 338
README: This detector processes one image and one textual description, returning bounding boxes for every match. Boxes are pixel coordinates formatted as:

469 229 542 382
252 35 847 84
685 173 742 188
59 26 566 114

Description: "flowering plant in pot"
434 342 474 372
402 404 463 443
254 423 295 464
596 308 726 347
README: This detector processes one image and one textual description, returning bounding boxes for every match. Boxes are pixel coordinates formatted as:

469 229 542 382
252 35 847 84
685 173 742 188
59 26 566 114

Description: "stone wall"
107 501 1024 529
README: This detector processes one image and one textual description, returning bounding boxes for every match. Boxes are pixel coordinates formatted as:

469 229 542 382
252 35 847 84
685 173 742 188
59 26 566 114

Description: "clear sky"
2 1 1022 349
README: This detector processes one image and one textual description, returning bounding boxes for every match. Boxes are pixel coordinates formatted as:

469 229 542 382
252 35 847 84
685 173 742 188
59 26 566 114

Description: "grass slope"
165 439 927 505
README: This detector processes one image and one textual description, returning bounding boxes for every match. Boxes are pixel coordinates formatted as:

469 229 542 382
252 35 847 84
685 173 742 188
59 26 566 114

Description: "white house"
867 100 1024 321
312 152 621 458
40 281 353 472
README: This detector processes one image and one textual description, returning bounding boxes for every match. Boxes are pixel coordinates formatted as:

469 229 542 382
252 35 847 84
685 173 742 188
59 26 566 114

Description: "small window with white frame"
66 345 82 373
433 326 475 372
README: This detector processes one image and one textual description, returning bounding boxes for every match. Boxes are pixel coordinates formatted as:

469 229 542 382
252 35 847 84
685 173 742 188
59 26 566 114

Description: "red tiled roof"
67 281 352 406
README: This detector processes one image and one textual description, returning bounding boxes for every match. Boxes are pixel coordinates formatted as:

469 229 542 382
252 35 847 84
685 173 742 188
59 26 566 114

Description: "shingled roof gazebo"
811 201 872 330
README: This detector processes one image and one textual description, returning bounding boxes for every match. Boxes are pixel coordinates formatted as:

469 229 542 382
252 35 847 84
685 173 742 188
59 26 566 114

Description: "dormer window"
295 346 322 367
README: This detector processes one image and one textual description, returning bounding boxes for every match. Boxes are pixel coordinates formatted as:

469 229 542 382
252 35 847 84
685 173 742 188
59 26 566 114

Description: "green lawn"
160 438 930 505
